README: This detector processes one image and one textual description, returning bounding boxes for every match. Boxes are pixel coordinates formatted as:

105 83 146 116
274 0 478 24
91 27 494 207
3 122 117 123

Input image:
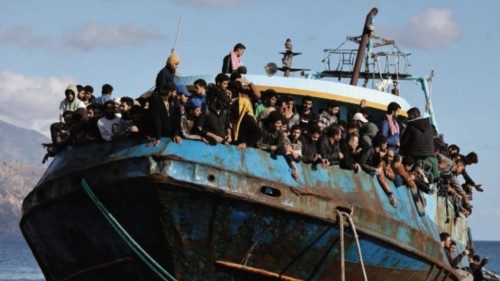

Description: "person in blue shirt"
380 102 401 152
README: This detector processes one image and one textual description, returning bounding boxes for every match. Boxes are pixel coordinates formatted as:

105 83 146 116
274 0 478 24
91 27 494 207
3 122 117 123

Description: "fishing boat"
21 8 472 281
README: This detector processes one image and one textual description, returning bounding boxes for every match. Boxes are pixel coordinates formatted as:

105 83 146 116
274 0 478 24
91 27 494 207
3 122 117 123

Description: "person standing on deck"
147 82 182 147
380 102 401 152
155 52 181 94
222 43 245 74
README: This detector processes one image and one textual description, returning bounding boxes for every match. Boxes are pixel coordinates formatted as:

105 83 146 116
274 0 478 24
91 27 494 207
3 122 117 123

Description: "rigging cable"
80 179 177 281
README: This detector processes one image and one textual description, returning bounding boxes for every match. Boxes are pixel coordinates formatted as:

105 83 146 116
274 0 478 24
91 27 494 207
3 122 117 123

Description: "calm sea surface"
0 238 498 280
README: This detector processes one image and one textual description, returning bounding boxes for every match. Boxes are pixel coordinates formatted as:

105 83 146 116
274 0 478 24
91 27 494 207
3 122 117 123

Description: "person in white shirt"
98 100 125 142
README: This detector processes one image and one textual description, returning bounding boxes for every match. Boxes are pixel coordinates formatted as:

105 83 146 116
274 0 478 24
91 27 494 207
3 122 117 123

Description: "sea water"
0 238 498 280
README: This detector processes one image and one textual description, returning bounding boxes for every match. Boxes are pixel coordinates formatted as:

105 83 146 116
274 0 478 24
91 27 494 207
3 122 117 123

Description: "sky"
1 0 499 240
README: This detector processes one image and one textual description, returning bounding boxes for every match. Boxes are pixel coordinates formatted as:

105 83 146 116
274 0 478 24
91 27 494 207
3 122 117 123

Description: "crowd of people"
44 44 484 213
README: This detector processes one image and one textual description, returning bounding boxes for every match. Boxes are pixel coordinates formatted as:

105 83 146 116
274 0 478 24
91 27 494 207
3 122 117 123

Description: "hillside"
0 120 48 237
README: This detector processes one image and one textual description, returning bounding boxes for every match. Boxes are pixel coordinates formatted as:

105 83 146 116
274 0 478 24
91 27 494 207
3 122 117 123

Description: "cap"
187 97 203 109
176 84 191 97
352 112 368 123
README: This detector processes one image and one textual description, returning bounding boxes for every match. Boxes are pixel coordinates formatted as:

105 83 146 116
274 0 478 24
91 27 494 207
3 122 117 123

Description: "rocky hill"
0 120 48 237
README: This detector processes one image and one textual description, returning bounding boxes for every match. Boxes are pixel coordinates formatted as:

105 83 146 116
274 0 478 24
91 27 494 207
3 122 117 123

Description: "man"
193 79 208 106
81 85 94 106
59 84 86 122
300 126 325 165
319 100 340 128
340 134 362 172
255 89 277 122
147 82 182 147
257 111 299 180
360 134 398 207
222 43 246 74
318 126 343 167
443 237 470 268
97 100 124 142
93 84 114 105
180 98 209 141
380 102 401 152
298 96 319 134
353 112 378 150
399 107 435 159
205 88 231 144
155 52 181 94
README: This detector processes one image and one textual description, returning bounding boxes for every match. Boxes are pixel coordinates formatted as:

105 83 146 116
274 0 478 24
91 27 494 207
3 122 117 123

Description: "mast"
350 8 378 86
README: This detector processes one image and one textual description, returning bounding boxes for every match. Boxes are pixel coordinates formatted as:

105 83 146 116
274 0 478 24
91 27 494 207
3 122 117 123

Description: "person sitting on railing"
257 111 299 180
318 125 343 167
340 134 362 173
222 43 245 74
380 102 401 153
319 100 340 128
298 96 319 135
469 254 488 281
42 110 74 163
381 149 396 181
204 88 232 145
255 89 277 123
180 98 209 142
461 152 483 192
360 134 398 207
231 97 262 151
448 240 470 269
147 82 182 147
391 154 417 188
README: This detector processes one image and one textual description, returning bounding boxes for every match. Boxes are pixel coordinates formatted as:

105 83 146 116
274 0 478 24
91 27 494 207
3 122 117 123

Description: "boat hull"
22 178 438 281
21 139 460 280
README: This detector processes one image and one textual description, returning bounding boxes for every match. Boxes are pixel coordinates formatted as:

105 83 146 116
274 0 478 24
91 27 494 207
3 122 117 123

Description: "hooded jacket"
59 84 86 122
360 122 378 150
400 117 435 158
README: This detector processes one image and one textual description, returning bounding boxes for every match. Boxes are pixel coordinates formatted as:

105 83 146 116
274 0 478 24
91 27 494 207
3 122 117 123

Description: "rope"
336 210 368 281
337 210 345 281
80 179 177 281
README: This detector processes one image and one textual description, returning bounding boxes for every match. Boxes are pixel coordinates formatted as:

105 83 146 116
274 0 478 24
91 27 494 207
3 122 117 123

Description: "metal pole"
350 8 378 86
171 16 183 54
420 77 438 132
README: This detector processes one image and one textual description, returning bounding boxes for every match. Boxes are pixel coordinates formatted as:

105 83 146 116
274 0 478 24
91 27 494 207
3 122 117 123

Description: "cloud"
61 23 165 52
379 9 460 51
0 23 165 54
0 71 75 136
0 25 51 50
170 0 244 6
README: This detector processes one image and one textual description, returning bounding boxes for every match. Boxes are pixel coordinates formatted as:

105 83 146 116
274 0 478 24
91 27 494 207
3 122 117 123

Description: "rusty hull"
21 139 462 280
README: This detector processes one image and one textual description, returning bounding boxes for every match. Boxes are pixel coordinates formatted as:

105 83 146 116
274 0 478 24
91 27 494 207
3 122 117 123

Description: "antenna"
171 16 183 54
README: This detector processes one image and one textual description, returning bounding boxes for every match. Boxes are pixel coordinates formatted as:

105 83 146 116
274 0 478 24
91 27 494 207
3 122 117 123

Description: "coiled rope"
81 179 177 281
336 210 368 281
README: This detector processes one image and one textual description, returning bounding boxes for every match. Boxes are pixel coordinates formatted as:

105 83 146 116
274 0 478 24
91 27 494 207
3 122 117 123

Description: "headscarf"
386 114 400 135
167 52 181 66
233 97 255 141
